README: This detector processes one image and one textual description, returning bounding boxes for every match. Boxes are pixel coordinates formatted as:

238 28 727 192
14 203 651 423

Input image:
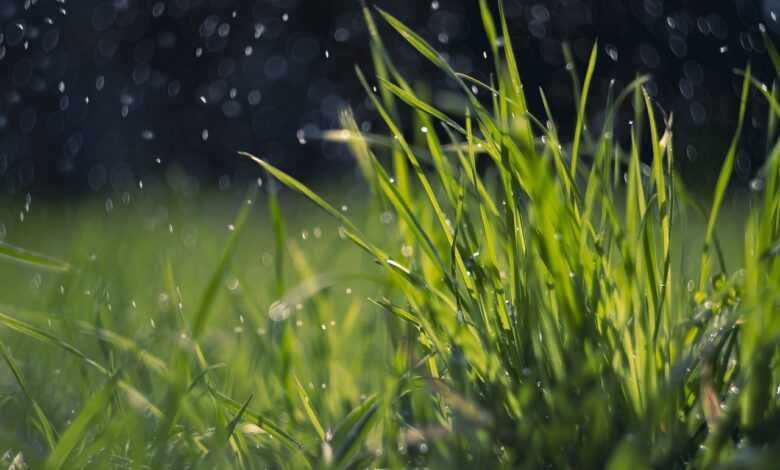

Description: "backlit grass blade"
570 41 598 178
332 395 380 466
0 310 162 418
375 7 446 70
700 65 751 287
43 373 119 470
226 394 253 442
379 78 465 134
268 186 286 298
294 376 326 441
191 186 256 339
0 242 70 272
241 152 361 235
0 340 58 450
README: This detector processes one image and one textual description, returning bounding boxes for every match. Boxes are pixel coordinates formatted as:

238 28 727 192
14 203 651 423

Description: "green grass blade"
0 340 58 450
700 65 751 285
0 242 70 272
226 393 254 442
294 376 326 441
43 374 119 470
191 186 256 339
570 41 598 178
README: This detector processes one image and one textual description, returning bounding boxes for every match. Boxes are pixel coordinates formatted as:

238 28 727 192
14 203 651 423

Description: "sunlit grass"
1 1 780 468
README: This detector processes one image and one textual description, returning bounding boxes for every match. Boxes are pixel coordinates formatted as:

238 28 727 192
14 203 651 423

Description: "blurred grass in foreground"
2 1 780 468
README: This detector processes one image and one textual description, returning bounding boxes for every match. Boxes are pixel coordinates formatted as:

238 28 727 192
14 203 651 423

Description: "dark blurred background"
0 0 778 198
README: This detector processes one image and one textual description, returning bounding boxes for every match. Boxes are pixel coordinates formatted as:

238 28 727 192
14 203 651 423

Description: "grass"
2 2 780 468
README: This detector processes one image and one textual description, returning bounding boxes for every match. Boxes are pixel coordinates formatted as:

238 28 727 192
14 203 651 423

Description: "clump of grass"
247 2 780 468
1 1 779 468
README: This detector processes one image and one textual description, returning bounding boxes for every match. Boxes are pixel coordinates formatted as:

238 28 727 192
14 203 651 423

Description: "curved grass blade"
0 340 58 450
332 395 380 466
0 310 162 418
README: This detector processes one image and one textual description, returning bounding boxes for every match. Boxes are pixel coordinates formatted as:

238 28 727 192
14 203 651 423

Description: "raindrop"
431 1 440 10
269 301 291 321
282 13 289 22
141 129 155 140
244 45 253 56
167 80 181 96
325 49 330 58
201 129 209 141
42 29 60 52
605 44 618 61
221 100 242 118
152 2 165 18
247 89 262 105
678 78 694 99
334 27 350 42
686 144 698 161
96 75 105 90
690 102 707 124
254 23 265 39
668 35 687 57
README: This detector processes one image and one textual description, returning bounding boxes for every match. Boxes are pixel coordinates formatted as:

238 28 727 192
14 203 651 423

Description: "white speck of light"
201 129 209 141
325 49 330 58
254 23 265 38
